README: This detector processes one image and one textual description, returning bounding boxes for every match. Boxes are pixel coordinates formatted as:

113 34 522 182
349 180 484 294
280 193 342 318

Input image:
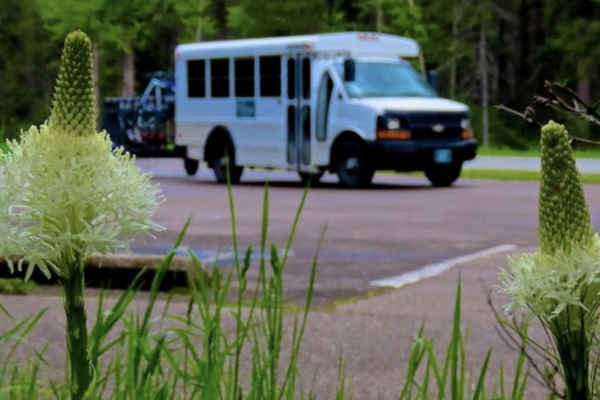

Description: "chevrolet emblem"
432 124 445 133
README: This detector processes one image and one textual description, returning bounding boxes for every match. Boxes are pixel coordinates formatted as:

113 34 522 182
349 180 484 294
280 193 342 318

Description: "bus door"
285 55 312 170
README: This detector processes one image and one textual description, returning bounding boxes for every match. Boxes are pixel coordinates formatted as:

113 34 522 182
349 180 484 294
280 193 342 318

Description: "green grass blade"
0 301 12 320
471 349 491 400
510 327 528 400
173 217 193 249
450 276 462 400
225 161 240 272
281 183 310 269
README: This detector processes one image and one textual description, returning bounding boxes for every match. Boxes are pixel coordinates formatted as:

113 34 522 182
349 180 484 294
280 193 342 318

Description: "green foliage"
0 278 37 295
540 1 600 83
468 103 536 150
228 0 328 38
0 0 58 140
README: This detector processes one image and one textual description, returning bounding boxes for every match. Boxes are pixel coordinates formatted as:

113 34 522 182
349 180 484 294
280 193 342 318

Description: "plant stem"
63 255 92 400
555 331 590 400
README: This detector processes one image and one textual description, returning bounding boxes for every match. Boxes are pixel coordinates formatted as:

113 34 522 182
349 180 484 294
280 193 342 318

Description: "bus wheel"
184 158 199 176
299 171 324 186
335 140 374 188
213 143 243 184
425 162 462 187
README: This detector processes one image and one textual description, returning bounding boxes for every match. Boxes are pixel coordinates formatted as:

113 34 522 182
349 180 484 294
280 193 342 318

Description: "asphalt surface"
132 157 600 305
0 246 552 399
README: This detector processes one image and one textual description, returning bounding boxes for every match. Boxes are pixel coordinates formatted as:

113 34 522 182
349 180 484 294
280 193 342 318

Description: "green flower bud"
49 31 96 137
538 121 592 255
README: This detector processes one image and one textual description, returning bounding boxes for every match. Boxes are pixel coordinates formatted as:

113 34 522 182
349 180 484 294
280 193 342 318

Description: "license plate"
434 149 452 164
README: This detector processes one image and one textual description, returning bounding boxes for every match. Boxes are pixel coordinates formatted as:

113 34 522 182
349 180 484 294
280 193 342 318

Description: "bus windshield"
337 61 437 98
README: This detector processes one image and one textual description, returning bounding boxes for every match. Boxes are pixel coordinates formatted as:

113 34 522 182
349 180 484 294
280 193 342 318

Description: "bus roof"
175 32 419 59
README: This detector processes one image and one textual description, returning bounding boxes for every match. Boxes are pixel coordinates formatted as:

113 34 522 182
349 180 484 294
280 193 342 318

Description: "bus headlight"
387 118 401 130
460 118 473 139
377 115 411 140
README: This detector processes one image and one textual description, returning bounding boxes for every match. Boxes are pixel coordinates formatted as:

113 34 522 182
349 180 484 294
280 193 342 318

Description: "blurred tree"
4 0 600 148
35 0 196 97
34 0 104 118
0 0 58 139
228 0 328 38
542 0 600 101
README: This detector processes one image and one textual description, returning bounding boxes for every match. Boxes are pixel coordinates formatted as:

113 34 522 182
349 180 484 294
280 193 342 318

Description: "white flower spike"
0 31 164 279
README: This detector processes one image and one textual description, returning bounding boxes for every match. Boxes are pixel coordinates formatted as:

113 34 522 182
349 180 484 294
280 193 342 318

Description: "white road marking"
370 244 518 289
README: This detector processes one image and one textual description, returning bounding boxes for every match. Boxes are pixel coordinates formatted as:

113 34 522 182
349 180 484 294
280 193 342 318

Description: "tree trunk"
577 59 591 103
576 61 591 139
479 9 489 146
407 0 426 75
376 0 383 32
449 4 458 99
196 0 205 41
212 0 228 40
121 50 135 98
577 78 591 103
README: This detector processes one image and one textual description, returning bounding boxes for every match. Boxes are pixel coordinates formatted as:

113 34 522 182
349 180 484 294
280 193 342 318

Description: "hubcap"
345 156 359 171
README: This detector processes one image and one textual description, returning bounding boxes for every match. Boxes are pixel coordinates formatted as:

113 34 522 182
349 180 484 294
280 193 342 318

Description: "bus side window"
316 72 333 141
287 59 295 100
211 58 230 97
302 58 311 99
260 56 281 97
234 58 254 97
187 60 206 98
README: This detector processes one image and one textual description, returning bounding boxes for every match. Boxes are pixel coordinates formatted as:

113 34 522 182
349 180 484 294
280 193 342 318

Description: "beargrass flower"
0 31 163 399
0 32 163 280
499 121 600 400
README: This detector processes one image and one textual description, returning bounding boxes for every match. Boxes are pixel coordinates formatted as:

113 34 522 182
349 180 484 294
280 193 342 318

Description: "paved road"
464 155 600 173
135 158 600 305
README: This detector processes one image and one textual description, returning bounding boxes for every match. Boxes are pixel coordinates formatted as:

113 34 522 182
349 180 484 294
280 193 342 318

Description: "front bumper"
367 139 478 171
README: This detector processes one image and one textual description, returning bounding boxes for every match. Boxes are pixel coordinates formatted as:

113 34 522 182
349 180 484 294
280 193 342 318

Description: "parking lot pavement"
5 158 596 398
125 159 600 306
0 246 552 398
291 246 552 399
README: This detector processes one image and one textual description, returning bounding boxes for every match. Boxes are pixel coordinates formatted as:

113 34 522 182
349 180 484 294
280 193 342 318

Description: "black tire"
335 140 375 188
212 141 243 184
184 158 199 176
425 162 462 187
299 171 324 186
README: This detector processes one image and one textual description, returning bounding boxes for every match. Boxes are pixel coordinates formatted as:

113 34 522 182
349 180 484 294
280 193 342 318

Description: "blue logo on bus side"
237 100 256 118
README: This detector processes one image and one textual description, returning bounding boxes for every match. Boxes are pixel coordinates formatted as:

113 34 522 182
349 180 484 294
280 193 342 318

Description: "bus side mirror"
344 59 356 82
427 69 439 92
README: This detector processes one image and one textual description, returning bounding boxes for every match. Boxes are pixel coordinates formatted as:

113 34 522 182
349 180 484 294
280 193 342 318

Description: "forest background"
1 0 598 149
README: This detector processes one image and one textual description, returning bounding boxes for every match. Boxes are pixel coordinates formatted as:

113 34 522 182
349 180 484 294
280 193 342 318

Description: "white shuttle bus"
174 32 477 187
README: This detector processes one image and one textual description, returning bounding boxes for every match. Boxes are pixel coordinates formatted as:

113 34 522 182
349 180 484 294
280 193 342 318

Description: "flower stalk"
63 255 92 399
500 121 600 400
